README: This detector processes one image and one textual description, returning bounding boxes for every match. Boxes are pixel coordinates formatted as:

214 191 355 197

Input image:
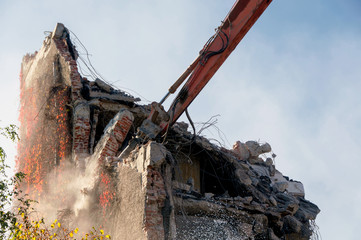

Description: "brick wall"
143 167 167 240
92 110 134 212
53 38 82 101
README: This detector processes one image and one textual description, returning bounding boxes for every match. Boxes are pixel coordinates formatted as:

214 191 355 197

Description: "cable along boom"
166 0 272 126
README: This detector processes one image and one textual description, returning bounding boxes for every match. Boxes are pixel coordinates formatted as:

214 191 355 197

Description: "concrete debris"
235 168 252 186
126 141 167 172
95 78 113 93
295 198 320 221
18 23 320 240
52 22 65 39
283 215 303 234
245 140 272 158
232 140 272 161
273 181 289 193
250 164 271 177
271 170 305 197
287 181 305 197
137 119 162 140
232 141 250 160
89 90 140 103
86 78 141 103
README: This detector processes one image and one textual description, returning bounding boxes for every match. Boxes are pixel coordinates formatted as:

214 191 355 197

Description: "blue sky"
1 0 361 239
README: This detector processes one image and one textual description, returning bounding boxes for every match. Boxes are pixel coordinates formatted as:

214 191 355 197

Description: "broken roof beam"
90 78 141 101
89 91 140 103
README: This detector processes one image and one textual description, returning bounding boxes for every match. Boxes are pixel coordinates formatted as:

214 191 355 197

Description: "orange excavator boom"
161 0 272 127
121 0 273 151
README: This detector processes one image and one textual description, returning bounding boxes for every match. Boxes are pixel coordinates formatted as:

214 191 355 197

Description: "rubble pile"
162 124 320 239
18 23 320 240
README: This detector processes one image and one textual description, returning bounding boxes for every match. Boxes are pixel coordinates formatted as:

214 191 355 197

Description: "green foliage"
0 125 19 174
0 125 19 143
9 214 111 240
0 125 20 239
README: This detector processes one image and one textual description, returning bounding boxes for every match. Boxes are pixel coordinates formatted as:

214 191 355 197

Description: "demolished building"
17 23 320 240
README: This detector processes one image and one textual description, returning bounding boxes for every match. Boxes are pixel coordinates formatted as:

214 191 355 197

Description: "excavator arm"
127 0 272 148
160 0 272 129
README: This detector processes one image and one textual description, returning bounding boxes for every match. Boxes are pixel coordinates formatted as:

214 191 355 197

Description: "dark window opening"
170 141 243 198
200 155 240 197
93 110 118 148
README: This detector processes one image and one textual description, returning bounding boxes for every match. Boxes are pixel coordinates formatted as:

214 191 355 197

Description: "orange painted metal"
167 0 272 126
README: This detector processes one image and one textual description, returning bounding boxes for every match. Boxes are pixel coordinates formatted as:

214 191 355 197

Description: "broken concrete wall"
18 27 73 196
119 142 170 239
108 164 146 239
